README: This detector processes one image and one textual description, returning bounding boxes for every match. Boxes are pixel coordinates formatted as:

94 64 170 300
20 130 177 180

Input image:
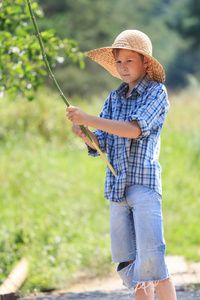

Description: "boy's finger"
66 106 75 112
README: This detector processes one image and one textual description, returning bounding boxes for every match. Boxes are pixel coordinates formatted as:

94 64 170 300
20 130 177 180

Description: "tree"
0 0 85 100
165 0 200 87
168 0 200 48
37 0 178 95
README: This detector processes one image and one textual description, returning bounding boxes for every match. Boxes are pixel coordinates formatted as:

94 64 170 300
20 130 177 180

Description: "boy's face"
115 49 149 89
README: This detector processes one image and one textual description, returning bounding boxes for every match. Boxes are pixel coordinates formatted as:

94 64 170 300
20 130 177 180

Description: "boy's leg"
109 199 137 288
134 278 177 300
135 283 154 300
127 185 168 280
155 278 177 300
110 184 176 300
109 200 137 264
125 185 175 298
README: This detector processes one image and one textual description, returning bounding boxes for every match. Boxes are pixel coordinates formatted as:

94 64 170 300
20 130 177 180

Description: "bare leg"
134 283 154 300
127 260 154 300
155 278 177 300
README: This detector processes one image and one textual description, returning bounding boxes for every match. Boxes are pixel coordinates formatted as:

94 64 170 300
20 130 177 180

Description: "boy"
66 30 177 300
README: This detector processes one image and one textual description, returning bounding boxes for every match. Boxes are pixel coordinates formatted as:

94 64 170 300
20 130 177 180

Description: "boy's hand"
66 106 88 125
72 123 88 139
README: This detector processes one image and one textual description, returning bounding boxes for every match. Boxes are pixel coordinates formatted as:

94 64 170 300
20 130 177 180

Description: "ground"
22 256 200 300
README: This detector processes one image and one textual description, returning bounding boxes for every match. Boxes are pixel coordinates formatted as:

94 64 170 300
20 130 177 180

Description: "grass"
161 88 200 261
0 87 200 294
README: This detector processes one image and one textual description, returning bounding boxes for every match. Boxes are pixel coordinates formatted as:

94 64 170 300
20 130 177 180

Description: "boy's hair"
112 49 144 62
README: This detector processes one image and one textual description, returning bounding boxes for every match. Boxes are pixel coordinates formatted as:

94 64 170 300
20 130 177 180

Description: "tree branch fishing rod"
26 0 117 178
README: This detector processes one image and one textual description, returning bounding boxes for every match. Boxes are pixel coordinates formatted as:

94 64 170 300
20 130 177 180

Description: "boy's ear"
143 57 150 68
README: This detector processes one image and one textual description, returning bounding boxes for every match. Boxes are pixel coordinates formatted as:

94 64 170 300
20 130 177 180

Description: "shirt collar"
134 73 151 95
116 73 151 97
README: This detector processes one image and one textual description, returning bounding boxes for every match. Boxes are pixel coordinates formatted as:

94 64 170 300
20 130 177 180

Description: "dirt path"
22 287 200 300
22 256 200 300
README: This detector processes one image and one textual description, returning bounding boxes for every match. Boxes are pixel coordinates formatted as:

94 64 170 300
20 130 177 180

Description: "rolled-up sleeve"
87 129 107 157
129 114 150 139
129 87 169 140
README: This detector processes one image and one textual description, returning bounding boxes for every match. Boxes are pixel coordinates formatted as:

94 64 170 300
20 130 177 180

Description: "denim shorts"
109 184 170 289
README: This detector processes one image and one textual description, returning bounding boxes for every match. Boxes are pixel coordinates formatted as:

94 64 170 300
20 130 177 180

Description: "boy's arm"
67 106 141 139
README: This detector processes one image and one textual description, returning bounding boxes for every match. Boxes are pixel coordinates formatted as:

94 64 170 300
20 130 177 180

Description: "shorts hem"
125 275 173 292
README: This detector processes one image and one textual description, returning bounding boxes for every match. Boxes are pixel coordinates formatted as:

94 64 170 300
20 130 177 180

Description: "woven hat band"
112 42 131 49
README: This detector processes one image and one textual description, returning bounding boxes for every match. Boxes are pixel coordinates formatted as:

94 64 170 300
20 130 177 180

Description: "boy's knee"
118 261 129 271
117 260 135 288
118 260 134 271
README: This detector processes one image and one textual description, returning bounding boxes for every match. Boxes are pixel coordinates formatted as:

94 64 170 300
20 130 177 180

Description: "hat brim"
87 47 165 84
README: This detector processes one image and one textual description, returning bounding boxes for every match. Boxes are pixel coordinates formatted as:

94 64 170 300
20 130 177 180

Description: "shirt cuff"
128 115 150 140
86 143 99 157
86 131 106 157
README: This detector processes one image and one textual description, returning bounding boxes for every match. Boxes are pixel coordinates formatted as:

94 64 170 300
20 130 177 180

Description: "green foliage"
2 0 200 100
37 0 192 94
165 0 200 87
0 87 200 294
0 0 85 100
168 0 200 48
161 88 200 260
0 90 109 294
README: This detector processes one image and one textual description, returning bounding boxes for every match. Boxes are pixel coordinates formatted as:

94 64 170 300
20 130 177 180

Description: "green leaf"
1 0 85 100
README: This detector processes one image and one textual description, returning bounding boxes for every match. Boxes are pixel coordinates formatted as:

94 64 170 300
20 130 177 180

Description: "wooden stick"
0 258 29 295
26 0 117 178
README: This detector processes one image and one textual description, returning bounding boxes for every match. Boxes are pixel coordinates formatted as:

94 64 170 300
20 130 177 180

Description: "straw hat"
87 30 165 84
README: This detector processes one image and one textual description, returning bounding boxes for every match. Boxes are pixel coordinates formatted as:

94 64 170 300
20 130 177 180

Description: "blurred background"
38 0 200 96
0 0 200 296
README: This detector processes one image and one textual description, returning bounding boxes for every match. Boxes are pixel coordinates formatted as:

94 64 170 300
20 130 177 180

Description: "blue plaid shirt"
88 74 169 202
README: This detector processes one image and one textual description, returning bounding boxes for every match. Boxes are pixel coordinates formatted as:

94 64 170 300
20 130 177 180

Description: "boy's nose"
122 63 127 71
